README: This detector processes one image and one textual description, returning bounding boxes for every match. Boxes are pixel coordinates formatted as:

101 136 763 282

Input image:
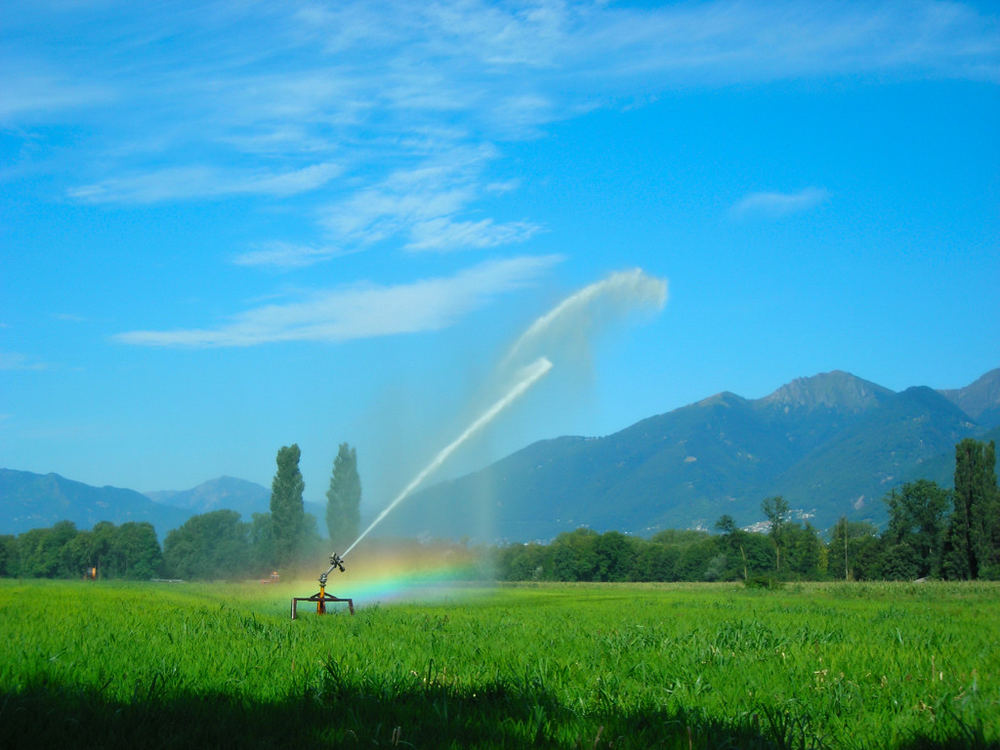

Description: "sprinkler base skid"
291 553 353 618
290 590 354 619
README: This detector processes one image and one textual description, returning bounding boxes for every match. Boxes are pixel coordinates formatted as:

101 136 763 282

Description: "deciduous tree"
0 535 15 576
784 522 824 578
762 496 790 572
882 479 950 578
163 510 251 580
715 514 749 580
829 517 880 581
108 522 161 579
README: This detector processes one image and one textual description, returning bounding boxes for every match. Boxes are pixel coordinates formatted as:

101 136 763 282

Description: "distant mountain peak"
695 391 745 408
145 476 271 515
938 368 1000 423
759 370 893 412
0 467 188 538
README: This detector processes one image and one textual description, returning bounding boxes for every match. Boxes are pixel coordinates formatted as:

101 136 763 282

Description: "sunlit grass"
1 580 997 748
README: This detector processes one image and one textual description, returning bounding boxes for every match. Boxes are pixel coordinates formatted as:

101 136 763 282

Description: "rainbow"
300 542 490 607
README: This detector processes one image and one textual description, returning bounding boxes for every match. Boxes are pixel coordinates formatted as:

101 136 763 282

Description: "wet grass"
0 580 997 748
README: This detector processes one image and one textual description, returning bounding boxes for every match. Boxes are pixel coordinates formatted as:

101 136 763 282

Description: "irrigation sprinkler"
290 552 354 619
291 358 556 622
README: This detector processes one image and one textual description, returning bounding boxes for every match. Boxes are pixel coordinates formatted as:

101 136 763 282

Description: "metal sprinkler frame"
291 552 354 619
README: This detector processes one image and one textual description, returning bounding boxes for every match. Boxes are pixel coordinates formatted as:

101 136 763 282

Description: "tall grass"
0 580 996 748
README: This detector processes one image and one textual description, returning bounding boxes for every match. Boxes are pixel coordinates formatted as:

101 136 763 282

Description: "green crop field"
1 579 997 749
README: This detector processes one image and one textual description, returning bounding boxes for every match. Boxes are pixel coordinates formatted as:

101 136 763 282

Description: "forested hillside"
385 369 999 540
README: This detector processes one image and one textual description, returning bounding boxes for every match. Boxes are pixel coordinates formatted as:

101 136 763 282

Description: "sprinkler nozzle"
330 553 346 572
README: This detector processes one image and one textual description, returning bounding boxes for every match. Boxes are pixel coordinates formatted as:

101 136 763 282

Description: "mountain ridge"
146 476 326 533
937 367 1000 423
2 367 997 541
379 367 999 540
0 469 189 538
0 472 325 538
759 370 893 412
146 476 271 518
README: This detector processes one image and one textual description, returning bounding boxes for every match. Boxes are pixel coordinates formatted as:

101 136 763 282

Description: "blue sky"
2 0 998 511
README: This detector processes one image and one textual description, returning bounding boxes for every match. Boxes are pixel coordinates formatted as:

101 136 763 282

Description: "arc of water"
502 268 667 368
341 356 553 559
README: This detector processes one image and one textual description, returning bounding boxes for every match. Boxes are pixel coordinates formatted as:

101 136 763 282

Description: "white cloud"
0 352 49 371
731 187 831 218
69 162 341 204
231 242 345 269
114 254 563 348
406 217 540 251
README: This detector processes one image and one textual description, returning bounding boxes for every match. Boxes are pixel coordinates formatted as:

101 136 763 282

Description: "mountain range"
0 471 324 539
0 469 190 537
379 368 1000 540
2 367 997 541
145 476 274 521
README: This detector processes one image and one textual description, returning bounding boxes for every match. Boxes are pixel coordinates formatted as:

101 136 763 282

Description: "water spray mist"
341 356 553 559
294 268 667 616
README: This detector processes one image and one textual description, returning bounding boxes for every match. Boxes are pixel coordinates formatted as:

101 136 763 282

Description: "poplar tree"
326 443 361 552
942 439 999 579
269 443 306 567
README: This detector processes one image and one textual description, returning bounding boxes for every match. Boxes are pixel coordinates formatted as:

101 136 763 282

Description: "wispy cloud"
731 187 831 219
0 351 49 371
406 218 541 252
114 254 563 347
322 149 540 252
6 0 998 251
68 162 341 204
0 70 113 124
231 242 346 269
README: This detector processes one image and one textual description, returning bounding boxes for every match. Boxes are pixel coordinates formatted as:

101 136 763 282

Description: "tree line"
0 442 362 580
163 441 361 578
2 438 996 582
0 520 161 579
494 438 1000 583
492 520 824 583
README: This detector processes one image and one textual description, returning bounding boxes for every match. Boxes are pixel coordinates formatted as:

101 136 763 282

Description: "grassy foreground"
0 579 997 749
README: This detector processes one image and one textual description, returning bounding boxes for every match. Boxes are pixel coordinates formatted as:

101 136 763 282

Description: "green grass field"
1 579 997 749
